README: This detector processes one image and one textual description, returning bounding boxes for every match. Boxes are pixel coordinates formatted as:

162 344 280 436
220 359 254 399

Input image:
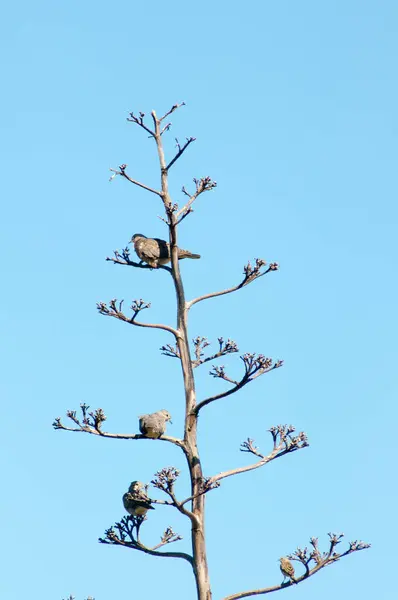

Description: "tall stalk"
54 102 370 600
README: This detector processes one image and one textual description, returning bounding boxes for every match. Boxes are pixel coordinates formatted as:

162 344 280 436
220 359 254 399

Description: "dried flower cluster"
151 467 181 494
53 404 106 432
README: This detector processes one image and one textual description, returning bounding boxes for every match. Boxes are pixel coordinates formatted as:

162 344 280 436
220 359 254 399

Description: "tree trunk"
169 220 212 600
154 110 212 599
186 431 212 600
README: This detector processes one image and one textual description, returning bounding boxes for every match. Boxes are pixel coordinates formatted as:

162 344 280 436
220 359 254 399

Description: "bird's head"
128 480 144 492
159 409 172 423
130 233 146 244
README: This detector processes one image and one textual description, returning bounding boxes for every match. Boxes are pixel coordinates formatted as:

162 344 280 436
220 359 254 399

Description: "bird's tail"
182 252 201 259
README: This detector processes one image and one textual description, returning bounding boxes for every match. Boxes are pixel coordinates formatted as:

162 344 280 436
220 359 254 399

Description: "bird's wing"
140 238 162 260
141 414 159 428
139 414 162 435
152 238 171 260
124 492 153 509
284 561 295 576
123 492 134 509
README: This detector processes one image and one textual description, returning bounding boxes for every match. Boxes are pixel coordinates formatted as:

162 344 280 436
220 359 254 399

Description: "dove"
131 233 200 268
139 409 172 439
123 481 154 516
279 557 297 584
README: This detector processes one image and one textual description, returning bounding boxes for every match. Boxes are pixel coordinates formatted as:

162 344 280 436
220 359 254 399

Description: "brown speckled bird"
139 409 172 439
122 481 154 517
131 233 200 268
279 557 297 584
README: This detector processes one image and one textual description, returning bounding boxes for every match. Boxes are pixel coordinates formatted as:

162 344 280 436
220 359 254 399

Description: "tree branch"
222 535 370 600
151 498 174 507
52 405 186 453
166 137 196 171
109 164 162 197
191 336 210 366
96 298 180 339
159 102 186 122
99 515 193 565
192 336 239 368
187 260 279 309
176 176 217 222
179 477 220 507
195 355 283 414
105 536 193 564
160 343 181 360
151 467 199 525
126 111 156 137
106 246 172 273
208 427 308 485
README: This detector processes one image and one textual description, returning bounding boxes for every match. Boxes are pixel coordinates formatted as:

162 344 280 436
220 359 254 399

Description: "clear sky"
1 1 397 599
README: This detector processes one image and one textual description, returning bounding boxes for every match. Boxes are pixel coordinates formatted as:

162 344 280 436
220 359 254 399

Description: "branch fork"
187 259 279 309
192 336 239 368
195 353 283 413
96 298 180 338
106 245 172 272
222 533 370 600
151 467 198 523
99 515 192 564
176 176 217 223
208 425 308 486
53 404 186 452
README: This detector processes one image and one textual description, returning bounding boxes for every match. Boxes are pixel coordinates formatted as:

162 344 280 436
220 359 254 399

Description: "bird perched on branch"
123 481 154 516
279 557 297 584
139 409 172 439
131 233 200 268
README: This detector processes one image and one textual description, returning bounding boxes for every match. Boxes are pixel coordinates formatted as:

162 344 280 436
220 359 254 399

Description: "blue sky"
1 1 397 598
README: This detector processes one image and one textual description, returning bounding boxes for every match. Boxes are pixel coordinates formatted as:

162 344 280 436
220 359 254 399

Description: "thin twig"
191 337 238 368
176 176 217 222
151 499 174 507
109 539 193 564
187 261 278 309
159 102 186 122
106 248 172 273
96 299 180 339
151 467 198 525
109 166 162 197
195 349 237 368
165 488 197 523
126 112 156 137
166 137 196 171
195 357 283 414
53 420 187 452
180 479 220 507
208 427 308 484
100 516 193 565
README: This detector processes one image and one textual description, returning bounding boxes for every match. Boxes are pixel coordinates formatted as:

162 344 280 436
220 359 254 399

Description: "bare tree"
54 103 369 600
